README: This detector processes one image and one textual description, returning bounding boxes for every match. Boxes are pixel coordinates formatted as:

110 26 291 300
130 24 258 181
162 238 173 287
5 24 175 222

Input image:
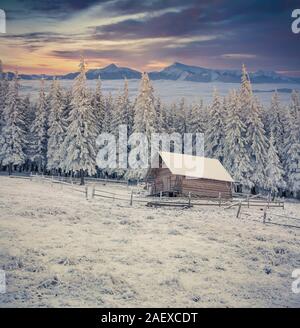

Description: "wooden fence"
8 174 300 229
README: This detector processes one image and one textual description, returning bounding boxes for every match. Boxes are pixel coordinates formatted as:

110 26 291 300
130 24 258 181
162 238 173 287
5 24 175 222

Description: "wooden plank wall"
182 177 232 198
148 168 232 198
151 168 182 193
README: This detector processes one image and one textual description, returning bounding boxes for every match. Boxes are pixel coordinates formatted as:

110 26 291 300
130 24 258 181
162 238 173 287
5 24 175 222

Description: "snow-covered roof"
153 151 234 182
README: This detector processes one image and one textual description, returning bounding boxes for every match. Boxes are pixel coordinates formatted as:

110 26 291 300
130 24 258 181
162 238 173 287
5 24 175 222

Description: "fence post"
160 191 162 200
247 195 249 208
188 192 191 207
85 186 88 200
263 206 267 224
130 190 133 206
218 192 221 207
92 184 95 199
267 193 271 209
236 200 242 218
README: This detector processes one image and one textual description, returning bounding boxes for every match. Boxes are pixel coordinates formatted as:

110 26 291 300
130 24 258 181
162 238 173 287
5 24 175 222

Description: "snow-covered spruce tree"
266 91 285 160
0 61 9 145
154 97 164 133
245 97 268 191
110 90 128 178
156 100 170 134
111 91 125 133
265 132 285 195
283 91 300 195
223 90 252 190
186 100 205 149
22 95 35 171
102 92 113 133
111 80 134 134
30 79 48 173
206 88 225 161
60 56 98 185
162 103 176 134
0 72 27 174
133 72 157 138
122 78 134 136
240 64 252 117
92 76 105 133
289 89 300 118
63 88 73 122
174 97 188 135
126 72 157 179
47 78 67 172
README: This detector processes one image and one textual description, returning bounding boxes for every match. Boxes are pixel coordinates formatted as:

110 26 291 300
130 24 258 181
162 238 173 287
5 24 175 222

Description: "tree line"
0 58 299 196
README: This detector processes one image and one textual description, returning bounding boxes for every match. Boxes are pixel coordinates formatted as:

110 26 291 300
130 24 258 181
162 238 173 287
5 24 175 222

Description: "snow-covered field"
0 176 300 308
20 80 300 105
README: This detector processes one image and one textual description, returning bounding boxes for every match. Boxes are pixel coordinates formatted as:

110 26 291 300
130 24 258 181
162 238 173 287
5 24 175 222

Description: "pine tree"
0 72 27 174
59 56 98 185
30 79 48 172
102 92 113 133
223 90 252 189
245 97 268 190
22 95 34 170
174 97 188 135
154 97 164 133
187 100 205 135
206 88 225 161
133 72 157 138
0 60 9 141
92 76 105 133
284 91 300 194
240 64 252 117
111 91 125 133
267 91 285 160
265 132 285 194
122 78 134 135
162 103 176 133
47 79 66 172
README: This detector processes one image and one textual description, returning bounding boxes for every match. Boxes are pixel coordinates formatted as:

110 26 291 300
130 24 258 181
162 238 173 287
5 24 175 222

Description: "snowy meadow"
0 177 299 308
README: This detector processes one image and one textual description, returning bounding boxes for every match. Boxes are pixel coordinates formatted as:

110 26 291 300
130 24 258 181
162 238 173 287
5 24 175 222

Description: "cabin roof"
149 151 234 183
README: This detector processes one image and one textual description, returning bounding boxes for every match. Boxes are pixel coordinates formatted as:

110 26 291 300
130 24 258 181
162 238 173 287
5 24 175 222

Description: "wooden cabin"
146 152 234 199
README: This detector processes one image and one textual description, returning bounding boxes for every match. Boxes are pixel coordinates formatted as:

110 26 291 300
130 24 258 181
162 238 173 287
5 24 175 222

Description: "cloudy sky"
0 0 299 75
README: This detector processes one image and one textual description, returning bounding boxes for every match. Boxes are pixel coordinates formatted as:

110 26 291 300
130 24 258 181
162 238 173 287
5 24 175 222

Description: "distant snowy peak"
85 64 141 80
4 62 300 83
149 62 300 83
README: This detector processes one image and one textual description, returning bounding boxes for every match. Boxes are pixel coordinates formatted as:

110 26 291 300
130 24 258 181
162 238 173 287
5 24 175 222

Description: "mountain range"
5 62 300 84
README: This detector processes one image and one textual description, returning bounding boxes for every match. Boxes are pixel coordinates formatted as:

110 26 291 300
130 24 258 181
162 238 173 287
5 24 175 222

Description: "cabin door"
162 176 170 191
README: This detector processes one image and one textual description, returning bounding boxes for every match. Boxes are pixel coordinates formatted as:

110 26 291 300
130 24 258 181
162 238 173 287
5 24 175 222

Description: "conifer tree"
60 56 98 184
30 79 48 172
0 72 27 174
267 91 285 160
245 97 268 190
186 101 204 134
206 88 225 161
102 92 113 133
240 64 252 117
265 132 285 194
284 91 300 194
47 79 66 172
92 76 105 133
133 72 157 139
174 97 188 135
0 60 9 140
223 90 252 189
